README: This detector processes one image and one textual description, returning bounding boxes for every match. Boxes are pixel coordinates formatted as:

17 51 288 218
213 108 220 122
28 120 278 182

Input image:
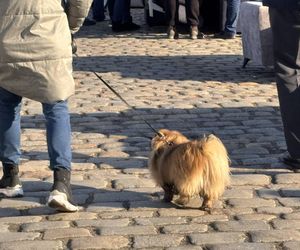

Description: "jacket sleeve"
262 0 300 10
65 0 93 34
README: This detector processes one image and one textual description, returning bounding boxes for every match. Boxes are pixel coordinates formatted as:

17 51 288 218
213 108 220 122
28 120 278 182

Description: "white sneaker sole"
0 185 24 197
47 190 78 212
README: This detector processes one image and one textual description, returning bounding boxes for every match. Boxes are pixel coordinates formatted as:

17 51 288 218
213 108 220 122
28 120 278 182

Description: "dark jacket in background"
263 0 300 9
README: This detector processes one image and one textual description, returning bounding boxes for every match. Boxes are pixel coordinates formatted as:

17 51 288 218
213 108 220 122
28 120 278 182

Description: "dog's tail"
199 134 230 198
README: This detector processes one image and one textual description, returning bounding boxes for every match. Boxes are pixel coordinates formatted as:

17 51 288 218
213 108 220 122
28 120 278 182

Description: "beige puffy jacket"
0 0 92 103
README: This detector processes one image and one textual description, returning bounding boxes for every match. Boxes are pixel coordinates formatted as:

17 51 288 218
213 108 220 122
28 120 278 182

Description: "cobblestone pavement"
2 9 300 250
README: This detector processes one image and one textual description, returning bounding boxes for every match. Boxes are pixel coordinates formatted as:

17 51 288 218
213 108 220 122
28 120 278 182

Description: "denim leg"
224 0 241 34
92 0 105 21
112 0 131 23
0 88 22 166
42 101 72 171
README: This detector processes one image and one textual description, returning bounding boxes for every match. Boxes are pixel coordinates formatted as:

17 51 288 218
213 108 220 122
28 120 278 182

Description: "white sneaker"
48 190 78 212
0 184 23 198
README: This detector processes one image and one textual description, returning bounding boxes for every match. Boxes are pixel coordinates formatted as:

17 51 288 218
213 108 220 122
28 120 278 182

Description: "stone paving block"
257 189 281 198
223 189 254 199
93 191 151 202
135 217 187 226
72 179 108 189
162 224 208 234
0 215 42 224
158 208 205 217
167 246 203 250
70 236 129 249
282 241 300 250
43 228 92 240
86 202 125 213
75 218 130 228
228 198 276 208
280 188 300 197
133 235 184 248
112 177 156 189
230 175 271 186
207 242 276 250
22 180 52 192
250 229 300 242
213 220 270 232
129 200 176 210
0 240 63 250
0 197 41 208
236 214 276 221
99 210 154 219
271 219 300 230
191 215 229 224
283 212 300 219
0 232 40 242
99 225 157 236
278 198 300 207
47 212 98 221
21 220 70 232
256 206 293 214
0 208 20 217
275 174 300 184
189 232 246 245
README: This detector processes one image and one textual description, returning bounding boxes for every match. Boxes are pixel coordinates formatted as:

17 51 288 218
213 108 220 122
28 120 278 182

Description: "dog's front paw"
175 196 190 206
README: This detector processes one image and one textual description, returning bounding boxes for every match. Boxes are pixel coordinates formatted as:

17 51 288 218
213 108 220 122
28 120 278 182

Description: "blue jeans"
224 0 241 34
0 88 72 171
92 0 105 21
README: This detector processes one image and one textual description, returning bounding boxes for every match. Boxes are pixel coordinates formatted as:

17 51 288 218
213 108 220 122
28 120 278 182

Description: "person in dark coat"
262 0 300 170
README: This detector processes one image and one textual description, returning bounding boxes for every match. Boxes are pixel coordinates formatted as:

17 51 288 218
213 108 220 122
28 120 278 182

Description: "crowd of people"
0 0 299 214
83 0 240 39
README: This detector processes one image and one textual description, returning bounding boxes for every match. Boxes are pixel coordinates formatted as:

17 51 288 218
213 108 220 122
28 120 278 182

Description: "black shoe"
282 155 300 172
0 163 23 198
83 18 96 26
47 167 78 212
112 22 140 32
214 31 235 39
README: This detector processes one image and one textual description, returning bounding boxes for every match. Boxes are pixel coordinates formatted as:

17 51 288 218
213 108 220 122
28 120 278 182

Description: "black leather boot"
47 167 78 212
0 163 23 197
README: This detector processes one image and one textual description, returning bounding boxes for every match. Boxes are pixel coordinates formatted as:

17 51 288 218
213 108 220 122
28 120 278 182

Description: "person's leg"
92 0 105 21
165 0 179 39
214 0 240 39
43 101 72 171
185 0 204 39
111 0 140 31
224 0 240 35
0 87 23 197
269 8 300 167
107 0 115 20
165 0 178 27
186 0 200 27
43 100 77 212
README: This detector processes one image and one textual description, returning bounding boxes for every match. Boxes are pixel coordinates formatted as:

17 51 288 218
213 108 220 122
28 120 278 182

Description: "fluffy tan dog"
149 129 230 210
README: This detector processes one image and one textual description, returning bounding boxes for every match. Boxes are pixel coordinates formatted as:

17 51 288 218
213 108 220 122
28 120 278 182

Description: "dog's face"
151 129 189 151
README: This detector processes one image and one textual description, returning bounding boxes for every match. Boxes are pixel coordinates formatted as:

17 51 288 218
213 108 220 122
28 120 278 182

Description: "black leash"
93 71 161 136
73 52 173 145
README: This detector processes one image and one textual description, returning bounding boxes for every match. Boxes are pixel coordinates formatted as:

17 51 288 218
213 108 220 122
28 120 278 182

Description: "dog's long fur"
148 129 230 209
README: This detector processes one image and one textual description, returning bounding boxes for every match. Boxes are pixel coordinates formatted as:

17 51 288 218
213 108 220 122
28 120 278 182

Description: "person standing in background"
262 0 300 171
214 0 241 39
165 0 204 39
107 0 140 32
0 0 92 212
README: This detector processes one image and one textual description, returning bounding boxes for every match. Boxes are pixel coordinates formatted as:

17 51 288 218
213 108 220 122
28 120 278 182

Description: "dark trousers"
269 8 300 159
107 0 131 24
165 0 203 27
